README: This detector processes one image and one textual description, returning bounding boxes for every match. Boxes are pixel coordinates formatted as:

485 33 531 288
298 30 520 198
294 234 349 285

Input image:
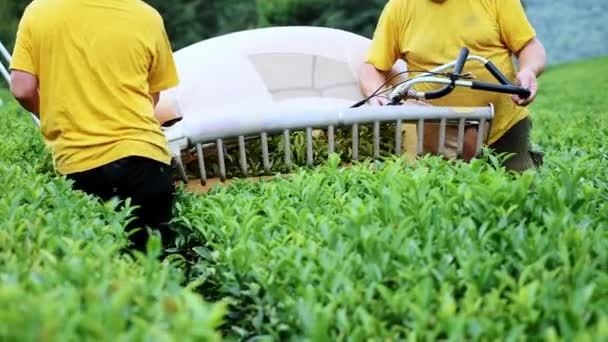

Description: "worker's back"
10 0 179 175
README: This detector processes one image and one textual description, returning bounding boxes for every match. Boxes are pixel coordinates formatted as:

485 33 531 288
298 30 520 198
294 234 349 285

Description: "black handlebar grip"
426 47 470 100
485 61 513 86
515 87 532 99
453 47 470 75
471 81 531 98
424 86 457 100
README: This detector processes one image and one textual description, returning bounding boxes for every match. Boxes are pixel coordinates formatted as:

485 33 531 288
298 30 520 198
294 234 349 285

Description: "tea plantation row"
0 92 225 340
1 56 608 340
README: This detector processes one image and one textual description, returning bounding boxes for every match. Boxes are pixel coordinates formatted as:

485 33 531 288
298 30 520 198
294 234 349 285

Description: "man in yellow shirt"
10 0 180 251
359 0 547 171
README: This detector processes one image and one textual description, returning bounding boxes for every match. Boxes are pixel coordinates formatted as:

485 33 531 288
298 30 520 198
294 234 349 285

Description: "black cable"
351 70 473 108
351 69 434 108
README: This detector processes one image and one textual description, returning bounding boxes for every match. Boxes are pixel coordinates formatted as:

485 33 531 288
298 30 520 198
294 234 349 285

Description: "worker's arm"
496 0 546 107
358 63 391 106
10 5 40 117
10 70 40 117
512 37 547 106
358 0 403 106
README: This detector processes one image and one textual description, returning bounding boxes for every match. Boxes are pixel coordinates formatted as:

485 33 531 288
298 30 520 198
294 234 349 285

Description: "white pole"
183 104 493 146
390 55 489 101
0 63 9 85
0 41 11 64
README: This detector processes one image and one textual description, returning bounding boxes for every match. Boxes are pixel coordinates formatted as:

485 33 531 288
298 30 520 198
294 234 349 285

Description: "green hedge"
173 154 608 340
0 93 226 341
170 57 608 340
1 56 607 340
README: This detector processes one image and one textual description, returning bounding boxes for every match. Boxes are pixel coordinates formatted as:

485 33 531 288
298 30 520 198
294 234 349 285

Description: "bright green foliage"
1 56 607 340
532 57 608 150
0 94 226 341
0 91 53 175
174 156 608 340
170 57 608 340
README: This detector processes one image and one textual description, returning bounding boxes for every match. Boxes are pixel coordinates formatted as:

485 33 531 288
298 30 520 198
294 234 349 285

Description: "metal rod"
438 118 447 156
173 155 188 183
426 55 488 75
261 132 270 173
352 123 359 161
238 135 248 176
391 77 474 102
0 40 11 85
283 129 292 169
475 118 487 157
485 105 495 146
328 125 335 155
196 143 207 185
30 114 41 128
0 41 11 64
373 121 380 159
186 105 493 145
391 56 489 97
0 63 9 85
417 118 424 156
217 139 226 181
306 127 313 167
457 118 465 158
395 120 402 154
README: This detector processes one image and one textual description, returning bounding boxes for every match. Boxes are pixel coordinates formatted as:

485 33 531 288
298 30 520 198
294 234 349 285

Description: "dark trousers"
419 116 543 172
66 156 175 251
490 117 543 172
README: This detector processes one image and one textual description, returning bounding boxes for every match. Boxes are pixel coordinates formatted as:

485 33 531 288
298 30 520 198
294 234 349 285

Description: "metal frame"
390 56 489 102
0 40 41 127
1 39 497 185
0 42 11 84
165 104 494 184
167 53 502 184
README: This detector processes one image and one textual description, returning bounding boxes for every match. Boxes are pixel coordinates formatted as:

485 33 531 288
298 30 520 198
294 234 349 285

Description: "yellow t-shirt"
10 0 179 175
366 0 536 145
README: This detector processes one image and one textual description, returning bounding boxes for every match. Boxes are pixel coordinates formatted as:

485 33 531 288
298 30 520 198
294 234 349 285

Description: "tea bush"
0 93 225 341
171 57 608 340
1 55 607 340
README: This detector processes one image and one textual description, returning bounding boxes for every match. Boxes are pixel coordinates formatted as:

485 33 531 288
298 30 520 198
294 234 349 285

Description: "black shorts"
66 156 175 250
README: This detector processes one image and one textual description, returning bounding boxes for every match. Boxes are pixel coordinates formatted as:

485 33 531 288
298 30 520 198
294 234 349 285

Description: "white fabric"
155 26 408 130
